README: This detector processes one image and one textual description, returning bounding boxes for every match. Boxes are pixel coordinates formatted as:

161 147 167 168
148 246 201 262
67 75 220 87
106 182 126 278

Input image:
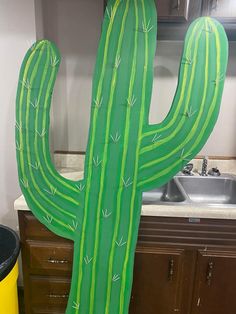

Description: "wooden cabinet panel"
19 211 70 241
138 216 236 247
191 249 236 314
19 211 236 314
25 240 73 275
32 309 65 314
30 276 70 312
129 246 196 314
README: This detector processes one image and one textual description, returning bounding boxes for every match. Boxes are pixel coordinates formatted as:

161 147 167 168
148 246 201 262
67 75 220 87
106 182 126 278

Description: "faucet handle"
208 167 221 176
182 163 194 175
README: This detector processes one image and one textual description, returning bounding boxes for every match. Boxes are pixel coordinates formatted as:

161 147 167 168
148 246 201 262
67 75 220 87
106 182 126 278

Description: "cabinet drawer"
32 308 65 314
19 211 68 241
30 276 70 310
26 240 73 275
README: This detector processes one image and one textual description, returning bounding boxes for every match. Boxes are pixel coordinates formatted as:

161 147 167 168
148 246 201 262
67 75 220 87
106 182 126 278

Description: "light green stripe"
19 42 44 176
18 42 73 231
24 45 75 221
105 1 138 313
90 0 131 312
119 1 149 312
75 2 122 311
140 20 203 155
33 46 78 195
39 46 78 205
141 21 200 140
27 187 72 230
140 20 211 171
193 20 221 148
138 19 222 188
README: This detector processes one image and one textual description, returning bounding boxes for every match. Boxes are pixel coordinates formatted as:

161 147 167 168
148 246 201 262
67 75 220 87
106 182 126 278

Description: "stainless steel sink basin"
142 174 236 207
142 179 186 205
177 176 236 205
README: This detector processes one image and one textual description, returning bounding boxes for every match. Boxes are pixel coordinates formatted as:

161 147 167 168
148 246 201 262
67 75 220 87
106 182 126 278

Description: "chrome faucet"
200 156 208 176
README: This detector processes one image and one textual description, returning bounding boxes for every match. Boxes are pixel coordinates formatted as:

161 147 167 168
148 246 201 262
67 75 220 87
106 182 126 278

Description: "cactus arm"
16 41 81 239
137 18 228 191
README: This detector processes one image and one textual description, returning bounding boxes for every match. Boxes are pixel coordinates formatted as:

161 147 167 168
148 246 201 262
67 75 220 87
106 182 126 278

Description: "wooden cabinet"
129 247 196 314
18 212 236 314
191 249 236 314
29 276 71 313
18 211 73 314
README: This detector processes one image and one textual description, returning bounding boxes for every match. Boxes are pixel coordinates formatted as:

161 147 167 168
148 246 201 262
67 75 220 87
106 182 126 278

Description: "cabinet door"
25 240 73 275
191 249 236 314
202 0 236 22
29 276 71 313
129 246 196 314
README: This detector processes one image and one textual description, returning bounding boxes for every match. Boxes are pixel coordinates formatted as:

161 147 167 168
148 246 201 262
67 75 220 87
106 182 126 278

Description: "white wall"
0 0 36 229
35 1 236 157
150 41 236 157
35 0 104 152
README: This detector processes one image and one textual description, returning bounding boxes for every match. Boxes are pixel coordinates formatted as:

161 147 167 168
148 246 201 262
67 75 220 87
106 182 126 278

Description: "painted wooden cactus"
16 0 228 313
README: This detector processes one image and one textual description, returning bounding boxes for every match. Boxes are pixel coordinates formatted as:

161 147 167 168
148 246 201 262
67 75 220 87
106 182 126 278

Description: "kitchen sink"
142 174 236 207
177 176 236 205
142 179 186 205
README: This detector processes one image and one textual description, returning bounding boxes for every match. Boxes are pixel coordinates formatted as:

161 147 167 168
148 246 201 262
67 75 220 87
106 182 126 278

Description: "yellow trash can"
0 225 20 314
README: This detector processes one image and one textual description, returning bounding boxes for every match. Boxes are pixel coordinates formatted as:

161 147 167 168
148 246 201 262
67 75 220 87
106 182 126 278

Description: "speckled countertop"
14 164 236 220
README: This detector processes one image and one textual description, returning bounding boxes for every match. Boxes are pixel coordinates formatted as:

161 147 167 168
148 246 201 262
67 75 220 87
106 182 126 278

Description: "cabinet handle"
206 261 214 286
168 258 174 281
47 293 69 299
47 257 69 264
173 0 180 11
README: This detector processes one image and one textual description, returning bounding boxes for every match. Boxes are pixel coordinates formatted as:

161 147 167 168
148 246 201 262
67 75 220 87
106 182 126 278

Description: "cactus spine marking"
16 0 228 313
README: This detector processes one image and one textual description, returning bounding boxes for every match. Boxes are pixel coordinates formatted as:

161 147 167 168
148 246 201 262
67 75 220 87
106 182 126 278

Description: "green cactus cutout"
16 0 228 313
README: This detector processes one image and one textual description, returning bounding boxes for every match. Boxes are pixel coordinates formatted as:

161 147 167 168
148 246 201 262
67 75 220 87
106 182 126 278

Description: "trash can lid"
0 225 20 281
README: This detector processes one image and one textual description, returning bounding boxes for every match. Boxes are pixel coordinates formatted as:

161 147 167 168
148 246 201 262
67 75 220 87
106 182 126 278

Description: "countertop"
14 170 236 220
